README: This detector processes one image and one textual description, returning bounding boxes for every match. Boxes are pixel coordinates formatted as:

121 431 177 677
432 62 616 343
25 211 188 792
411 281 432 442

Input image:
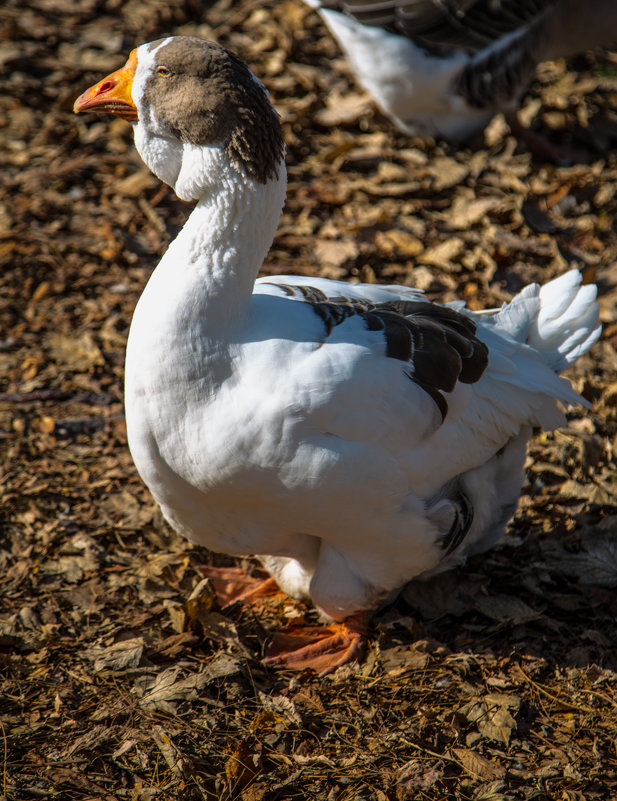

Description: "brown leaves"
452 748 507 781
458 693 521 745
3 1 617 800
314 91 373 127
134 656 242 713
84 637 144 672
547 531 617 588
314 237 359 268
47 332 105 372
447 195 502 229
396 759 443 798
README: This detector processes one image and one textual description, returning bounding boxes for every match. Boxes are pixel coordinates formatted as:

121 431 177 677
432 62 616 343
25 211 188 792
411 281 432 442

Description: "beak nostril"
97 80 114 94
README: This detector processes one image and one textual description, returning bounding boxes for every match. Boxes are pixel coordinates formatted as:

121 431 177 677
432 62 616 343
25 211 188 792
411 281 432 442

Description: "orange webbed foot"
197 564 282 607
264 612 370 674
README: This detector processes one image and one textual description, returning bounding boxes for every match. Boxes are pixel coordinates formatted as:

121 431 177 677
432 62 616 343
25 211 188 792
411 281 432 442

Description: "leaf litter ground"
2 1 617 799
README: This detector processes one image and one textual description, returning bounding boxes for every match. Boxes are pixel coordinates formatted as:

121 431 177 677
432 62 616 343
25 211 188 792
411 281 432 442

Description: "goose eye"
157 65 171 77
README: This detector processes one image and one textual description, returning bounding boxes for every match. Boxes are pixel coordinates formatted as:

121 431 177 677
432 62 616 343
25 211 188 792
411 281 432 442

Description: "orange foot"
264 612 371 674
196 564 282 607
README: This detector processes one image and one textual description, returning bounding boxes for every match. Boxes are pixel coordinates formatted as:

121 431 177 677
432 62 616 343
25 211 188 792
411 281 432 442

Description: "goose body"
304 0 617 141
74 36 600 670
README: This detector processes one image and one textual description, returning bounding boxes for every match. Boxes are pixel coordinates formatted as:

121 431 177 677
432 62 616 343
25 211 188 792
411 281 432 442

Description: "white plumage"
74 36 600 670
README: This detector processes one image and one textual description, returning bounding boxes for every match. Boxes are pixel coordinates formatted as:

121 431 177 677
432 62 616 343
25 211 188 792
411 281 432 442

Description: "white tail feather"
497 270 601 372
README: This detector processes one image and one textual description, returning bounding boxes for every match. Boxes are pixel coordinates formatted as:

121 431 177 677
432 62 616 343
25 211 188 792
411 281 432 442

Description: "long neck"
136 149 287 335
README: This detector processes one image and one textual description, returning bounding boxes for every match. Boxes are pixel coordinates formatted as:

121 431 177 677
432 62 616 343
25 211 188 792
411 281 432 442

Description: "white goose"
303 0 617 143
74 36 600 672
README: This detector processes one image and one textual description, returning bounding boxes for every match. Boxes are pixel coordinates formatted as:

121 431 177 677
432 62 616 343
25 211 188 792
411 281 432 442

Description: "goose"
74 36 601 673
302 0 617 144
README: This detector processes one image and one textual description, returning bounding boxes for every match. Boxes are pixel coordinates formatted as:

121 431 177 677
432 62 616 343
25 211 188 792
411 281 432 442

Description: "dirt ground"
2 1 617 799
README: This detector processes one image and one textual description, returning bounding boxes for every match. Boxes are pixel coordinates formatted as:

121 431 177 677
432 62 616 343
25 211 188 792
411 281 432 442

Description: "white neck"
124 146 287 427
132 146 286 338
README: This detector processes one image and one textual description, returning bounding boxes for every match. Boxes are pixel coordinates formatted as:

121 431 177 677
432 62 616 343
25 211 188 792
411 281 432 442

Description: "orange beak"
73 49 139 121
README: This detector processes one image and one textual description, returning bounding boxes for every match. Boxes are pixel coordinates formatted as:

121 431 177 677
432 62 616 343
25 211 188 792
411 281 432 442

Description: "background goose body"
304 0 617 141
75 36 600 671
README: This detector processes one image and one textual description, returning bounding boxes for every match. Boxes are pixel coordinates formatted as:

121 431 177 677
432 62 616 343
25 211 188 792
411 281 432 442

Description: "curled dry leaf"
84 637 144 672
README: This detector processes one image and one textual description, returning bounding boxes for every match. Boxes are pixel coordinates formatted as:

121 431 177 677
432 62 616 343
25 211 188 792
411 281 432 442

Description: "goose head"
74 36 284 202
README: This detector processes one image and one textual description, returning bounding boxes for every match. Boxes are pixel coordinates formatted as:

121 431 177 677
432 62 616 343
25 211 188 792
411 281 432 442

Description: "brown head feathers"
143 37 284 184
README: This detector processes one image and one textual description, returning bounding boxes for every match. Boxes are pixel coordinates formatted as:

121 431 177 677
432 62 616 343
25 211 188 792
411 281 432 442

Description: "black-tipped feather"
439 491 474 555
272 284 489 422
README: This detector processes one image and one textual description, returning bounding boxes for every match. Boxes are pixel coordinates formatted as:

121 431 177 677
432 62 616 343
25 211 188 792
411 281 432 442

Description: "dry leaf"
100 490 153 528
420 237 464 270
380 645 430 674
549 534 617 587
64 725 112 757
396 759 443 798
137 656 242 711
47 332 104 371
448 196 500 229
473 594 541 624
314 238 358 267
314 91 373 126
151 725 186 777
473 779 509 800
374 229 424 257
225 741 261 792
257 693 302 726
85 637 144 672
402 572 478 618
41 546 98 584
459 693 521 745
428 156 469 190
114 170 158 196
452 748 506 781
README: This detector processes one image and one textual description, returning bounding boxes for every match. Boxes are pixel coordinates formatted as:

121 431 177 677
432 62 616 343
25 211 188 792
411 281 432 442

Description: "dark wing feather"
378 300 489 389
280 286 489 422
456 15 545 107
438 490 474 555
318 0 559 55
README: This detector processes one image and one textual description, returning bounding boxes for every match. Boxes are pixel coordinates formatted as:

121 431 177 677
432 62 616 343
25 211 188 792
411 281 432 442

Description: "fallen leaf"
114 170 158 196
314 91 373 126
448 195 501 229
459 693 521 745
452 748 506 781
402 572 478 618
374 229 424 257
548 534 617 587
47 332 104 371
136 655 243 711
473 594 541 624
396 759 443 798
151 725 187 777
85 637 144 672
314 238 358 267
419 237 464 270
427 156 469 190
